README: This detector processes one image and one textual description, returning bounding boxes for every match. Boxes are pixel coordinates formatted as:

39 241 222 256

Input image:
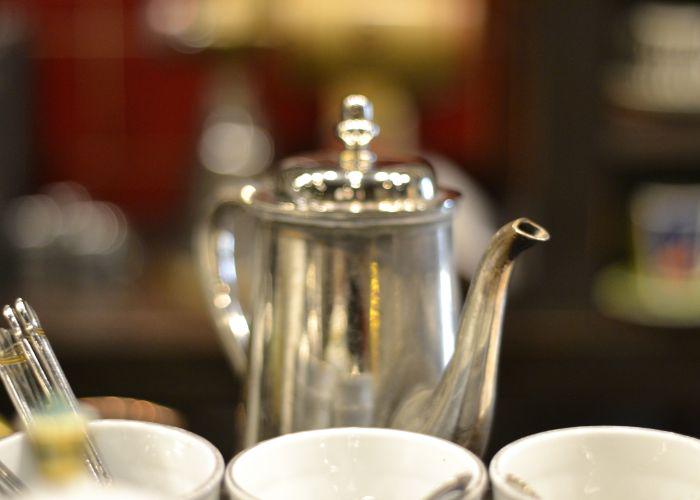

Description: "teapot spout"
391 218 548 455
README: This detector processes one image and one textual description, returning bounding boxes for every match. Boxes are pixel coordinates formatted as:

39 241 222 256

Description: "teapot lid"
244 95 456 224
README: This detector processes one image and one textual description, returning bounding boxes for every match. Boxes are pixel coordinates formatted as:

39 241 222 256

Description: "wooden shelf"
602 112 700 171
503 306 700 361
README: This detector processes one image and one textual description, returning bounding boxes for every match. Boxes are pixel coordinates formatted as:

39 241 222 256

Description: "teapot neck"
339 149 376 171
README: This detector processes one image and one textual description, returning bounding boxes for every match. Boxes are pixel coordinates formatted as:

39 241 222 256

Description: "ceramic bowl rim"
225 426 488 500
489 425 700 500
0 418 225 500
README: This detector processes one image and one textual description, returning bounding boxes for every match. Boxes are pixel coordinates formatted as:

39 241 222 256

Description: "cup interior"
490 426 700 500
226 427 487 500
0 419 224 499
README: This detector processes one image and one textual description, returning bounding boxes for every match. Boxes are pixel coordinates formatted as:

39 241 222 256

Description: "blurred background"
1 0 700 460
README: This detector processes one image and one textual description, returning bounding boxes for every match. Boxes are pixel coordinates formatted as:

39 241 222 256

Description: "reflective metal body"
244 217 457 445
196 95 549 454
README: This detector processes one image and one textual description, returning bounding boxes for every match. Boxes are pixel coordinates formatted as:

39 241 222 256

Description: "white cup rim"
0 418 225 500
226 427 488 500
489 425 700 500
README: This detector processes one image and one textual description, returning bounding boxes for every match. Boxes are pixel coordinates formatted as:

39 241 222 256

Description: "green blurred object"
594 264 700 327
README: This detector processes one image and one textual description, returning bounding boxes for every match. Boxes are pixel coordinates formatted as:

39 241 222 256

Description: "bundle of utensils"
0 298 110 495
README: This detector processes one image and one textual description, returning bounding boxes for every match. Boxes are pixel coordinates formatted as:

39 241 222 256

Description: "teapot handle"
194 186 251 377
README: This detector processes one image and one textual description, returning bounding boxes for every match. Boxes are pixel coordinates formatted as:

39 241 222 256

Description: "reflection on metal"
336 94 380 168
270 97 449 218
368 260 380 373
196 96 549 454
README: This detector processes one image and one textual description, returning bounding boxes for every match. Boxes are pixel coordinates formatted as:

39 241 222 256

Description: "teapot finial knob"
336 95 380 155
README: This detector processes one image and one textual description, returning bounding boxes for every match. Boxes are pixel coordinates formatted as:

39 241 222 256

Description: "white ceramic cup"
490 426 700 500
0 419 224 500
225 427 488 500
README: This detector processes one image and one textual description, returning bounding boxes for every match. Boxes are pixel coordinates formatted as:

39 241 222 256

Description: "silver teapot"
196 95 548 455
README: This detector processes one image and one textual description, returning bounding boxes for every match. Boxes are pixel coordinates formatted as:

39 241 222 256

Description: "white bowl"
225 427 488 500
0 419 224 500
490 426 700 500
